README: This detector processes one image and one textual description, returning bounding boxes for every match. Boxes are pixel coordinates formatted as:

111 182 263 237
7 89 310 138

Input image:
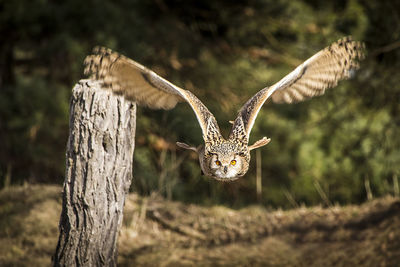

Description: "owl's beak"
248 137 271 151
176 142 198 152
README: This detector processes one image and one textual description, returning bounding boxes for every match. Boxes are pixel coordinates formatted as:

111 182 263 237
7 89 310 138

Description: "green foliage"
1 0 399 207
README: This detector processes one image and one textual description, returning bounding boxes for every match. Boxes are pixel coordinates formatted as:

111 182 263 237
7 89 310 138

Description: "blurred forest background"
1 0 399 208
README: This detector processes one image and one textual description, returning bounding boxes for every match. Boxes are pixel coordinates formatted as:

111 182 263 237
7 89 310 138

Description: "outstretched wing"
230 37 365 141
84 47 222 143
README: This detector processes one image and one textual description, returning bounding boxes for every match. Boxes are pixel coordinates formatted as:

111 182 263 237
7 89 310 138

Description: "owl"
84 37 365 181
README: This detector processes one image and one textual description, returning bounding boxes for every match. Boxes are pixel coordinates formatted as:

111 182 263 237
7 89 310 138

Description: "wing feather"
230 37 365 140
271 37 364 103
84 47 222 142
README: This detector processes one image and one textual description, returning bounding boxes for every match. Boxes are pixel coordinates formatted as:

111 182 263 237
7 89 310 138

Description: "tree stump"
53 80 136 266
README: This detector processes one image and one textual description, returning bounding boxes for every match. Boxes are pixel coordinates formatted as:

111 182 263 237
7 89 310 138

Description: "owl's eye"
215 160 221 166
230 160 237 166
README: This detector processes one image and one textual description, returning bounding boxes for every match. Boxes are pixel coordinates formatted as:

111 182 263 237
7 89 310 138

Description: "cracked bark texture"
53 80 136 266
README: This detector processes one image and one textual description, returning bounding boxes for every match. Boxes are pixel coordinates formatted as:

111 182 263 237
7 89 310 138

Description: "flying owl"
84 37 364 181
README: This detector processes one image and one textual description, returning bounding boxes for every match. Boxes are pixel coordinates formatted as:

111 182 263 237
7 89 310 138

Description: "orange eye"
230 160 237 166
215 160 221 166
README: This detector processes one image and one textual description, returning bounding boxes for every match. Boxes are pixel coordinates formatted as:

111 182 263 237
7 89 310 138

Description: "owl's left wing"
84 47 223 144
230 37 365 144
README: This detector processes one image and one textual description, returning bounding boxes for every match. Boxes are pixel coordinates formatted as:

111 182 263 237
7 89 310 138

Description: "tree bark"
53 80 136 266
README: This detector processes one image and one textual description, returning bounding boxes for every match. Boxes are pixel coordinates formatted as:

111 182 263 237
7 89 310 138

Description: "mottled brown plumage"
84 37 365 181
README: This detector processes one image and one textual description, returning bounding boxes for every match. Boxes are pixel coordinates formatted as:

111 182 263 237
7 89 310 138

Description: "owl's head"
205 149 249 181
177 136 271 181
177 140 249 181
177 137 270 181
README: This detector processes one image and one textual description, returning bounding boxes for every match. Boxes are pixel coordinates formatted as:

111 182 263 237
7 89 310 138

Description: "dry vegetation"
0 185 399 266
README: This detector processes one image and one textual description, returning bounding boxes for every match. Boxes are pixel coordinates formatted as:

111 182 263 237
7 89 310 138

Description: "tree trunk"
53 80 136 266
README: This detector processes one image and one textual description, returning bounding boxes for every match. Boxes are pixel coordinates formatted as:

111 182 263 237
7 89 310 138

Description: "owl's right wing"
84 47 222 143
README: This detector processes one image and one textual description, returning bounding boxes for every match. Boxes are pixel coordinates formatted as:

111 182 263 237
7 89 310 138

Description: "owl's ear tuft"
176 142 198 152
248 137 271 151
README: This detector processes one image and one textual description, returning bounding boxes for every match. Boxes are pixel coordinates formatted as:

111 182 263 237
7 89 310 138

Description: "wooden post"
53 80 136 266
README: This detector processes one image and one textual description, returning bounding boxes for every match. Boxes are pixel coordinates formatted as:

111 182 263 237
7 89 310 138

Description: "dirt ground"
0 185 399 266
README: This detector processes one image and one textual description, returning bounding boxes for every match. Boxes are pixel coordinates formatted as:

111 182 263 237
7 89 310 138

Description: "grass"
0 184 399 266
